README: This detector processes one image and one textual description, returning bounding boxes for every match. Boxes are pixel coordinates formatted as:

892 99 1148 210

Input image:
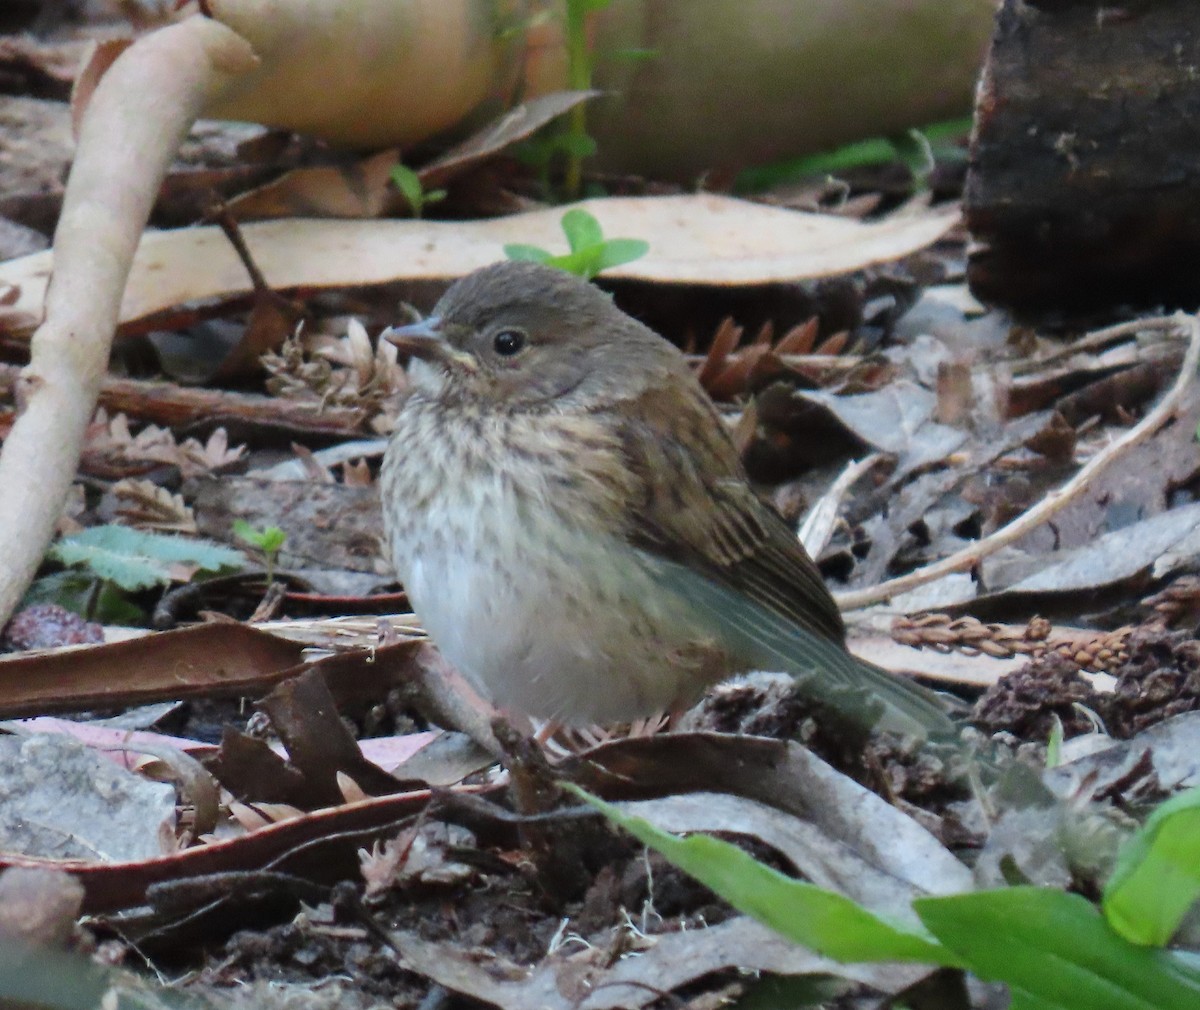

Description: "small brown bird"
381 262 950 736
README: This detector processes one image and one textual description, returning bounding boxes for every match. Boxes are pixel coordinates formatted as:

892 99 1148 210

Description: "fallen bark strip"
0 363 369 438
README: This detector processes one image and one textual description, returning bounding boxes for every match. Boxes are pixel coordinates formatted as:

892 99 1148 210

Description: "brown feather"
601 377 847 648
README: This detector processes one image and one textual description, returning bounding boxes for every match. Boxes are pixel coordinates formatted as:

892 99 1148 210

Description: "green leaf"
560 208 604 253
22 571 146 625
594 237 650 272
390 163 423 213
610 47 659 63
544 248 603 280
1045 714 1064 769
503 243 554 264
232 520 286 555
50 526 244 592
734 116 972 194
916 887 1200 1010
570 786 953 965
1103 787 1200 946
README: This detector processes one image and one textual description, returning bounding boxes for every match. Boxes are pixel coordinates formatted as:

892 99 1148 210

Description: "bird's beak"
383 316 477 372
383 316 445 361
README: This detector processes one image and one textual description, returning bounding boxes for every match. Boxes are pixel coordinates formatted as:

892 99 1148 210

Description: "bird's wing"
606 381 846 646
604 380 954 738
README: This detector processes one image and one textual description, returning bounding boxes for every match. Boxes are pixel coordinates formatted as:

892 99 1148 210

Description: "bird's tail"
655 559 957 740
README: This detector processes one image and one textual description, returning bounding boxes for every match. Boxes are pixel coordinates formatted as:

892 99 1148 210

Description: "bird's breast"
380 398 726 722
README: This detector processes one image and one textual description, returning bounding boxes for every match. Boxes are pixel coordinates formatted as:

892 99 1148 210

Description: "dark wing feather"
607 381 846 646
605 378 954 738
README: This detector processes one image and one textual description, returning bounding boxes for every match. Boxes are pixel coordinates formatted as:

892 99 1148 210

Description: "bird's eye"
492 328 527 356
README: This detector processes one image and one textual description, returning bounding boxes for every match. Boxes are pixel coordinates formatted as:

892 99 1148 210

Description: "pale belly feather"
382 405 728 724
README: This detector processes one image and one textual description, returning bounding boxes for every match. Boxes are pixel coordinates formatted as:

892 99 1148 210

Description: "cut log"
965 0 1200 316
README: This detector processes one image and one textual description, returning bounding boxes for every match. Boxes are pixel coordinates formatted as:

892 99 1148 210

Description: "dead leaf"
225 148 400 220
0 197 960 336
418 91 599 189
112 478 197 533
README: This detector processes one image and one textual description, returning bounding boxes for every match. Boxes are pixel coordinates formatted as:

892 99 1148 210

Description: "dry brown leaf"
697 315 843 400
342 458 372 486
817 330 851 356
265 320 404 412
112 478 197 533
86 410 245 477
337 771 369 804
177 428 246 476
695 317 742 389
225 147 400 220
229 800 305 831
776 317 819 354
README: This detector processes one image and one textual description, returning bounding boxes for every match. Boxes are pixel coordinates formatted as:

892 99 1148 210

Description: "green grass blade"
1103 787 1200 946
917 888 1200 1010
571 786 955 965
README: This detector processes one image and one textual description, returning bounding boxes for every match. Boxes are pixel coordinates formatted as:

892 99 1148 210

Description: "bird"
379 261 952 738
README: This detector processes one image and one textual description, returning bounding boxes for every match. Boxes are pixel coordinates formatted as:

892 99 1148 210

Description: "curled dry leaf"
86 410 245 479
264 320 404 418
112 478 197 534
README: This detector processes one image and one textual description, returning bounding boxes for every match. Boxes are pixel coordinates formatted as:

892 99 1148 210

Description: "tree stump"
965 0 1200 317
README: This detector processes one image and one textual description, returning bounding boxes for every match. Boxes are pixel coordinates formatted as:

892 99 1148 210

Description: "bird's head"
384 261 677 411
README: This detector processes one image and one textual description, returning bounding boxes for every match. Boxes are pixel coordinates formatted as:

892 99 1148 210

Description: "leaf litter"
0 17 1199 1010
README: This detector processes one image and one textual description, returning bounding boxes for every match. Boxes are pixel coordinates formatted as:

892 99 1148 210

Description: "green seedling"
390 163 446 219
510 3 656 200
504 207 647 280
232 519 287 585
560 0 612 198
735 116 973 195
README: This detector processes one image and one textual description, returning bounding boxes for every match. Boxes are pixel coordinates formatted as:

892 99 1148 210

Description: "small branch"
1014 313 1180 373
799 452 883 558
0 364 368 438
836 313 1200 611
0 18 257 627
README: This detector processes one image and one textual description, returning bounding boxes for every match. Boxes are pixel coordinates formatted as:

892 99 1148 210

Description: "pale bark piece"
0 733 175 862
0 197 960 334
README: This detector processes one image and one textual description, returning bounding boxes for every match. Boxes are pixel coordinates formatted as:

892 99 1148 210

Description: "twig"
0 363 368 438
1015 313 1180 372
836 312 1200 611
799 452 883 558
